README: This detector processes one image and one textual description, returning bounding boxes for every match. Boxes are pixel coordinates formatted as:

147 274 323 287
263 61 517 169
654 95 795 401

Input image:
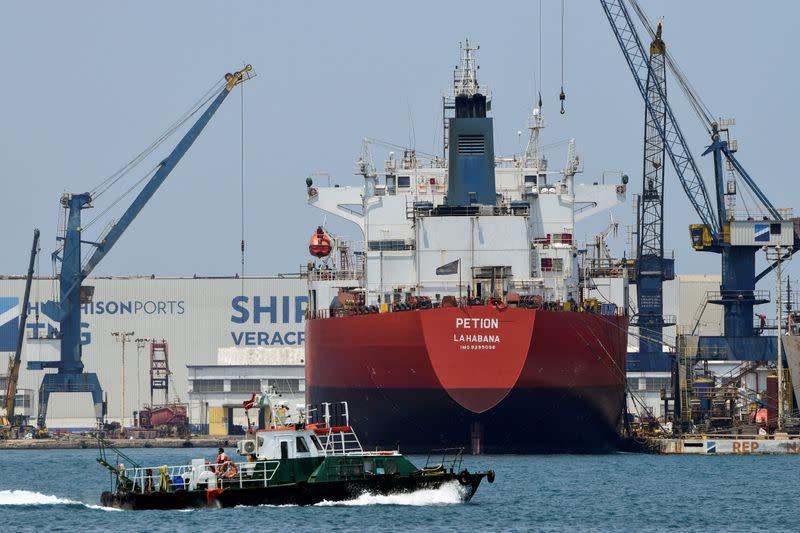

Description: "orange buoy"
309 226 332 258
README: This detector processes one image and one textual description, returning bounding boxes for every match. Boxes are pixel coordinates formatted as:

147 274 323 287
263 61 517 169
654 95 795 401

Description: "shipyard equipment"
601 0 799 427
30 65 254 429
631 20 674 369
0 230 40 438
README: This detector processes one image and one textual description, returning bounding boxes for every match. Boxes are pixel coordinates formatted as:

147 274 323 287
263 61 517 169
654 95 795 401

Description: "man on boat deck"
215 447 228 465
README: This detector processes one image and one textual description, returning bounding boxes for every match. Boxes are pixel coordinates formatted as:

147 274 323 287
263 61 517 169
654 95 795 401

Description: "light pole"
111 331 135 428
764 244 792 431
135 338 149 418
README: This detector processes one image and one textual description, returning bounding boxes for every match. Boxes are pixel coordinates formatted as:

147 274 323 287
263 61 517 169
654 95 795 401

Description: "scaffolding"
149 341 170 406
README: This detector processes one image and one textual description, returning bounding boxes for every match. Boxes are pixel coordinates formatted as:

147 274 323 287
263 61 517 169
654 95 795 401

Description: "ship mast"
443 39 491 160
454 39 481 96
522 104 545 170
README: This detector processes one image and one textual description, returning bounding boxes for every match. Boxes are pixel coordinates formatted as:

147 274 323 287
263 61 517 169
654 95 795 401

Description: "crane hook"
559 87 566 115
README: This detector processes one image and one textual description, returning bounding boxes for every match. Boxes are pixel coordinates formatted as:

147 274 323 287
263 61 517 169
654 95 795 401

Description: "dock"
650 434 800 455
0 436 241 450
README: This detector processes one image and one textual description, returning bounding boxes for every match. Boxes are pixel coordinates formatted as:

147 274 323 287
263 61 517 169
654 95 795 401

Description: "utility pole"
765 244 792 431
777 249 784 431
111 331 134 428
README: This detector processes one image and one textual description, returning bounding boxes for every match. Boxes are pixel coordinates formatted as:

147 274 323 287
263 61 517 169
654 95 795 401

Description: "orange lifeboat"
309 226 332 258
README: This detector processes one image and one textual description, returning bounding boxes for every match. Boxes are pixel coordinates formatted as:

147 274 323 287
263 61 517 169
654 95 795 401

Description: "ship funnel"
446 41 496 206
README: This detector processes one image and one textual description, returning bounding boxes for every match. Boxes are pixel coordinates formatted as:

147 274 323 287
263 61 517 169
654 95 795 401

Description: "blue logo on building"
0 297 20 352
754 223 770 242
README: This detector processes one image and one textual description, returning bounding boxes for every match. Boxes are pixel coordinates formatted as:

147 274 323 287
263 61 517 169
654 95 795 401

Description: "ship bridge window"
397 176 411 188
524 175 537 184
310 434 323 451
296 436 310 453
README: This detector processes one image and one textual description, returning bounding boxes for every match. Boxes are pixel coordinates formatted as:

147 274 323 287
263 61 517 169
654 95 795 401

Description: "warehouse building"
0 275 306 428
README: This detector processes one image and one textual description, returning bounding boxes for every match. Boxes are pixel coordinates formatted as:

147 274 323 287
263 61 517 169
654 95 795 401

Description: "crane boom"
32 65 253 429
2 229 39 425
82 65 253 277
599 0 720 238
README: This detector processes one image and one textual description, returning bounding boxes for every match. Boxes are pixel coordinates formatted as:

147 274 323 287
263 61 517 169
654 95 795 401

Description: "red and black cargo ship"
303 42 629 453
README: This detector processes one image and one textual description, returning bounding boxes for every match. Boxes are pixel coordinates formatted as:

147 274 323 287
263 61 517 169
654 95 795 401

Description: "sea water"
1 447 798 532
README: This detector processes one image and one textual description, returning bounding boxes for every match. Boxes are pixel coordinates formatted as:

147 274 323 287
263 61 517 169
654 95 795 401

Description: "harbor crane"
601 0 799 427
631 19 674 369
30 65 254 429
601 0 798 360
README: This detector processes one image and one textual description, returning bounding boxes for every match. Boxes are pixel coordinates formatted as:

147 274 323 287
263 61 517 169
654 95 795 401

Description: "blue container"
172 475 185 490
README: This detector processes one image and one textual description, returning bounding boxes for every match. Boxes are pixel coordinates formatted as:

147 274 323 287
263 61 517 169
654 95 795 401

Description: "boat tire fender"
487 470 495 483
458 470 471 486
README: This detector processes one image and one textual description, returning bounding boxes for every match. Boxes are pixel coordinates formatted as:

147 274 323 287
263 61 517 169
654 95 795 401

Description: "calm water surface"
1 447 798 532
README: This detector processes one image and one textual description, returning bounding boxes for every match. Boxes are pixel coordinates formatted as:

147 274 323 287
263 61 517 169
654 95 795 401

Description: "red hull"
306 307 628 453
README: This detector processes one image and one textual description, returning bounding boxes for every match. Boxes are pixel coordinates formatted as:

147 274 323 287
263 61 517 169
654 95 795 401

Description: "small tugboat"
97 399 494 510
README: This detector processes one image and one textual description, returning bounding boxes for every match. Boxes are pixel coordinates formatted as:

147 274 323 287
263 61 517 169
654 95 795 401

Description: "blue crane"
633 20 674 370
30 65 253 429
600 0 795 364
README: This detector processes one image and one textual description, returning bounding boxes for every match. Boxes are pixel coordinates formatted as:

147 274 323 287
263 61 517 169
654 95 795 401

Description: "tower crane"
30 65 254 429
600 0 797 363
0 229 39 437
632 19 674 369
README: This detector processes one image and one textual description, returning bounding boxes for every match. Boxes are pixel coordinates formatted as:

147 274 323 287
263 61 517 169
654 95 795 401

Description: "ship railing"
727 207 794 220
122 460 281 493
705 289 770 303
307 269 363 281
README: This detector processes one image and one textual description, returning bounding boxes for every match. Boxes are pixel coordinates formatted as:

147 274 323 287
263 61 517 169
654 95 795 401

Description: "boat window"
363 459 374 474
386 460 397 475
376 459 385 475
280 441 289 459
296 436 310 453
343 461 363 477
397 176 411 188
309 434 323 451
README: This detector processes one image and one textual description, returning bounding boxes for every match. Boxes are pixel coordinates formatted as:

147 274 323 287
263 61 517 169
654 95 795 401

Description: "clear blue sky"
1 1 798 284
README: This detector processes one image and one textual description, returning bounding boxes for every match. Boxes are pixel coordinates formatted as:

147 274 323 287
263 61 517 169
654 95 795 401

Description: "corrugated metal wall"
0 276 306 426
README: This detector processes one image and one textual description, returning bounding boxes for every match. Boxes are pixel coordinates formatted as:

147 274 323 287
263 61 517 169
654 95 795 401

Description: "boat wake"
315 481 464 507
0 490 120 511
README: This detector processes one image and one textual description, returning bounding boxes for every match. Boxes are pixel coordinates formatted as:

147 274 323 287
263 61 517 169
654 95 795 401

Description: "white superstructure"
306 44 627 312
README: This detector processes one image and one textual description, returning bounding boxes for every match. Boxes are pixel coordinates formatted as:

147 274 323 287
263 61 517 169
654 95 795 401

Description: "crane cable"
240 73 246 297
559 0 566 114
82 79 226 233
627 0 715 131
536 0 542 108
90 77 225 200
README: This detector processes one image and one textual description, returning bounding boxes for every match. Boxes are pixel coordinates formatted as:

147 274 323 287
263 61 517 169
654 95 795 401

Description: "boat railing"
122 460 281 493
314 425 365 456
423 447 464 473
